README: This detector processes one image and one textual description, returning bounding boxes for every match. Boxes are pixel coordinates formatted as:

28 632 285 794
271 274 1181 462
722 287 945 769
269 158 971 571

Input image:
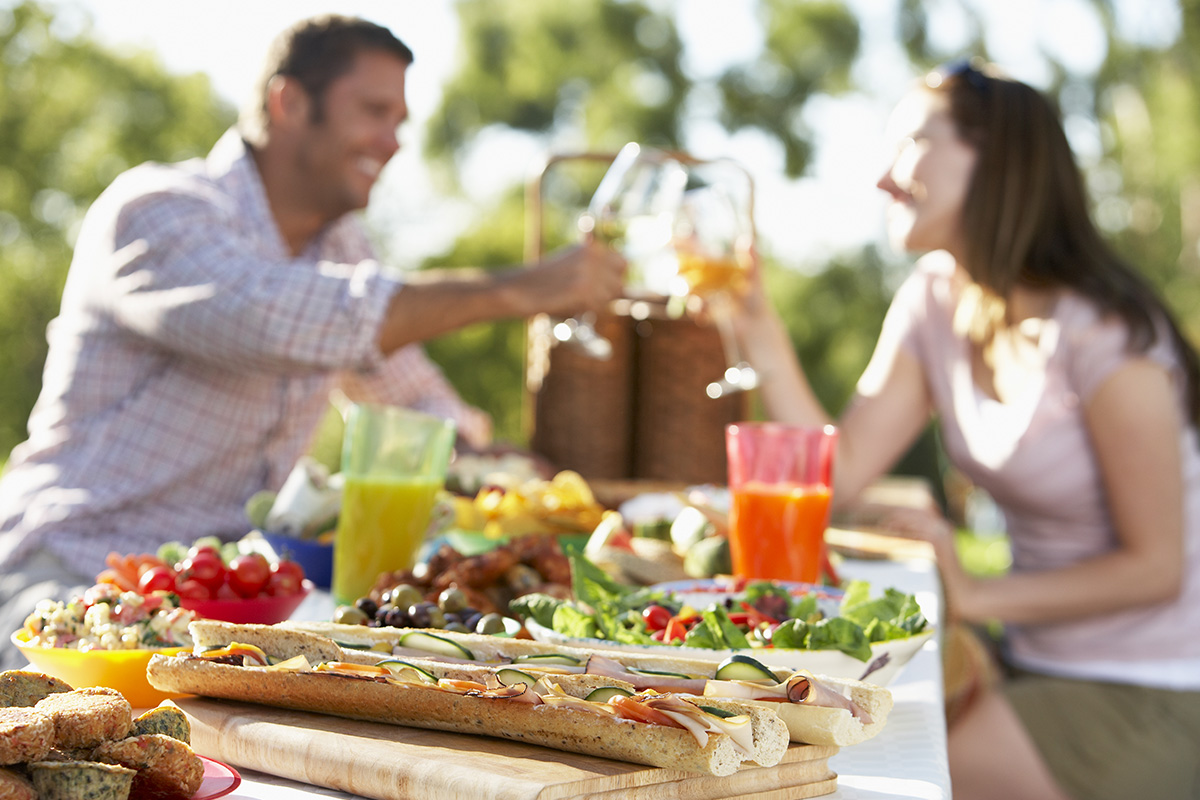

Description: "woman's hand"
877 505 977 624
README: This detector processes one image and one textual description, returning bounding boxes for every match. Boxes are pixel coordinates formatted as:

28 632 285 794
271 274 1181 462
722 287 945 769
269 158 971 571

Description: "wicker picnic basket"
523 152 751 485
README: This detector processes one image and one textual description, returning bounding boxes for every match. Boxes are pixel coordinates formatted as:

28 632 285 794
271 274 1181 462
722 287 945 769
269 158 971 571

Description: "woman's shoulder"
1053 290 1182 396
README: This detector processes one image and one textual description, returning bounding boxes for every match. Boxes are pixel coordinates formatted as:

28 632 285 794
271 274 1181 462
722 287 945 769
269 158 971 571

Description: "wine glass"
670 171 758 398
557 143 687 359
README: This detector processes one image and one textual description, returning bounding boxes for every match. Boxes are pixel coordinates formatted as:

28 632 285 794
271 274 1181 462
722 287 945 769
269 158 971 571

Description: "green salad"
509 556 928 663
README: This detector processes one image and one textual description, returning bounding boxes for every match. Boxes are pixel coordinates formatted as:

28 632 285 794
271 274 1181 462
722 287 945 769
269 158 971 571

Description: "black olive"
463 612 483 632
355 597 379 618
384 607 409 628
407 602 432 628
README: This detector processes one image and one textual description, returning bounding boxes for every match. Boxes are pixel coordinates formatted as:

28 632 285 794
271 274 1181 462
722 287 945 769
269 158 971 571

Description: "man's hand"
376 241 626 355
511 241 626 318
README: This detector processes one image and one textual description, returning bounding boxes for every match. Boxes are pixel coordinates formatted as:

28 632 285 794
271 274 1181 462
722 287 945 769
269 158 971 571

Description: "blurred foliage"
3 0 1200 521
427 0 689 162
0 0 233 455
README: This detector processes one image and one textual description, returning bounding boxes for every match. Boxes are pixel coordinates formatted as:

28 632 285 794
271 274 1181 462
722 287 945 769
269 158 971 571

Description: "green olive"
475 613 507 636
426 607 447 629
437 587 468 614
333 605 369 626
443 621 470 634
384 584 422 610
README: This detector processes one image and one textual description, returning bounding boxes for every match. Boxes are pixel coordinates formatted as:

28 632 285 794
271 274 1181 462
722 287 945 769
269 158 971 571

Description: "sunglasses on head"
926 57 989 92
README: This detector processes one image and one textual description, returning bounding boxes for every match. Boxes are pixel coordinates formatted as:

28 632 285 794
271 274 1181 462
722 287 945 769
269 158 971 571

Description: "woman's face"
877 91 978 256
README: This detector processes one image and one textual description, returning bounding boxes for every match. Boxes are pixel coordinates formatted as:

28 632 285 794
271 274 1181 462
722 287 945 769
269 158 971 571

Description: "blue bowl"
262 533 333 589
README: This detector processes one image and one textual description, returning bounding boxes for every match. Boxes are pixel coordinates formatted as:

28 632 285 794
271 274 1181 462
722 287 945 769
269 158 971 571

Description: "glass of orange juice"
331 404 457 605
724 422 838 584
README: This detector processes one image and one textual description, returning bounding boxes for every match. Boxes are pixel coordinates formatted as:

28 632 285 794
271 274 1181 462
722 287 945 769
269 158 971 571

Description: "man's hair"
241 14 414 143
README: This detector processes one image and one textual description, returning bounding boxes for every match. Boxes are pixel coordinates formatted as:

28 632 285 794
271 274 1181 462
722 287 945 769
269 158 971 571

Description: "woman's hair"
241 15 414 144
930 60 1200 422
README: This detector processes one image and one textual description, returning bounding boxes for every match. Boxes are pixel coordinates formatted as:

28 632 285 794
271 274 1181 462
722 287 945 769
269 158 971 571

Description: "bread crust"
0 708 54 766
272 620 893 746
148 653 780 776
94 734 204 799
33 688 132 751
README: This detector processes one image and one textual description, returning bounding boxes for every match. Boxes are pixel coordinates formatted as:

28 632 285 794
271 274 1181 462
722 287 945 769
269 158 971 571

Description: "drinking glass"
331 404 457 605
670 170 758 398
724 422 838 583
558 142 688 359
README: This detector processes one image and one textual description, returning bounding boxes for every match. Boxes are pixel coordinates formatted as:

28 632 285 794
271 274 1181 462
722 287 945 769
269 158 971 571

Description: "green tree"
411 0 867 447
0 0 233 456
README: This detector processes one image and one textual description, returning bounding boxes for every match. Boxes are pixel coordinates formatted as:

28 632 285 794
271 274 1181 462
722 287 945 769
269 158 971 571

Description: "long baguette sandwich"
146 622 789 777
202 619 891 748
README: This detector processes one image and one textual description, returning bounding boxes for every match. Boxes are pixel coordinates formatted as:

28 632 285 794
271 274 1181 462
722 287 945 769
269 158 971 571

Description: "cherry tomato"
227 553 271 598
188 543 222 560
641 604 672 632
177 551 226 591
138 565 176 595
175 578 212 601
266 559 305 596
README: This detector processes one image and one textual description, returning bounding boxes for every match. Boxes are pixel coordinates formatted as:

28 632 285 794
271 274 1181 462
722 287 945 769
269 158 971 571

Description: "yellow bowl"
11 630 188 708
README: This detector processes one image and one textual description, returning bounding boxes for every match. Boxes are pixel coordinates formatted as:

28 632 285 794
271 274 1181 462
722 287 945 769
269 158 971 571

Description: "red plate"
193 755 241 800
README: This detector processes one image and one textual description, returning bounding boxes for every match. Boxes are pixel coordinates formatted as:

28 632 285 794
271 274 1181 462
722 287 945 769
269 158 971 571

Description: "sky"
36 0 1184 271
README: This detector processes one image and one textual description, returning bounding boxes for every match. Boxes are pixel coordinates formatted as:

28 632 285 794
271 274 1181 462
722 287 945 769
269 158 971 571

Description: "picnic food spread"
8 465 937 798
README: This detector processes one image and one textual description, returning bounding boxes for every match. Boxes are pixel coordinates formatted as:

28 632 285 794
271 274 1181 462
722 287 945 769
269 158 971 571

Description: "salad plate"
516 561 934 685
523 618 932 685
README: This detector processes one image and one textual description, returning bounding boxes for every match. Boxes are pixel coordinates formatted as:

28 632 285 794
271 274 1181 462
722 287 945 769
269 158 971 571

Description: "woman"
736 61 1200 800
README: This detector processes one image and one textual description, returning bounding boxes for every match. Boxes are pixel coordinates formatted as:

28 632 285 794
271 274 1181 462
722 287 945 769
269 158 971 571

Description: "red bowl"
180 581 313 624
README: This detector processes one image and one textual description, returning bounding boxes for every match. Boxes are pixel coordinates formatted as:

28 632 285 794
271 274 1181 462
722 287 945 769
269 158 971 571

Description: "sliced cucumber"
511 653 582 667
376 659 438 684
496 668 538 688
333 640 373 650
698 705 739 719
627 666 696 679
398 631 475 661
714 654 780 683
585 686 634 703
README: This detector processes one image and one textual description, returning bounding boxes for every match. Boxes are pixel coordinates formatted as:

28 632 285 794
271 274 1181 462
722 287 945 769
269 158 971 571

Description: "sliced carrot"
610 696 685 728
134 554 167 577
96 567 136 592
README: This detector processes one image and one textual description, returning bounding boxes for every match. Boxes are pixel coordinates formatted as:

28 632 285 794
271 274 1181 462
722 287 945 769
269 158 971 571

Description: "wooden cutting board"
173 697 838 800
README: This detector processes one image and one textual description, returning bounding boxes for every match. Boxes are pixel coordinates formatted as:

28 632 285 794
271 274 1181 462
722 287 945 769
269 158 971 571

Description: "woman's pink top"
873 255 1200 688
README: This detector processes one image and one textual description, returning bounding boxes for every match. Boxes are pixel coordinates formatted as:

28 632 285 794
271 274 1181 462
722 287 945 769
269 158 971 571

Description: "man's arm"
376 242 624 354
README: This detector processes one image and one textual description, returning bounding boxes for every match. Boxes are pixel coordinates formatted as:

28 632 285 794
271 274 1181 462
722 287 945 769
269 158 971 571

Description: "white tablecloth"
215 556 950 799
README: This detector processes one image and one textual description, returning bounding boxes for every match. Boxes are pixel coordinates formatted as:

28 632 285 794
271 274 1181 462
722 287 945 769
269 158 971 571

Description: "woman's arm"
912 357 1186 625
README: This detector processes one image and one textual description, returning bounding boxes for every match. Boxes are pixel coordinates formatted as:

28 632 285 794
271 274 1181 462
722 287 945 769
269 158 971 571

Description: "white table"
221 555 950 799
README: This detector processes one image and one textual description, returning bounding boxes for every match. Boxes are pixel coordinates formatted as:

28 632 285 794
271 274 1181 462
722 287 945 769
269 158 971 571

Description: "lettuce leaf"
805 616 872 661
552 603 599 639
508 593 563 628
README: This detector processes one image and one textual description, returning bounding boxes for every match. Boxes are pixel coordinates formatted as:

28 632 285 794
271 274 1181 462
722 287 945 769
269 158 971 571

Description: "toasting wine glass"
557 143 688 359
670 170 758 398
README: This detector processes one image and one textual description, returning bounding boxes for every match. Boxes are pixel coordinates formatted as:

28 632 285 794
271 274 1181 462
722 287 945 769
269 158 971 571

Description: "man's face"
293 49 409 220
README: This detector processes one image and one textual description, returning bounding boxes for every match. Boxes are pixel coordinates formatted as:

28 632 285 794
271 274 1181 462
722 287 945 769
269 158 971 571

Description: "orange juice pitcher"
332 404 456 605
725 423 837 584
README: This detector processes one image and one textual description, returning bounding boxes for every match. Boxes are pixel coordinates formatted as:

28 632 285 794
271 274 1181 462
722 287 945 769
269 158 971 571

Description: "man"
0 14 623 665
